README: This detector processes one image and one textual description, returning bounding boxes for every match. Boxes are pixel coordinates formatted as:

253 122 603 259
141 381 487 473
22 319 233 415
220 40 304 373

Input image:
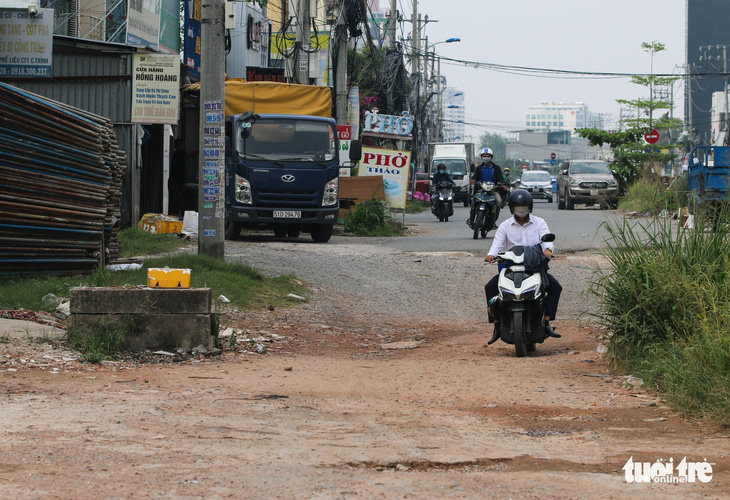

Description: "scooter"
431 181 454 222
490 233 557 357
470 181 499 239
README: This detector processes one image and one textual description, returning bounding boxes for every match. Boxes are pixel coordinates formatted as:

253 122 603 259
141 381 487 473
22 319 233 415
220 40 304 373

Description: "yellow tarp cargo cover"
184 79 332 118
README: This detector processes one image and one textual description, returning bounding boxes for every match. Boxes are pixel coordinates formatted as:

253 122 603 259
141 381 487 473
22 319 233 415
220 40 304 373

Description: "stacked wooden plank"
0 82 127 276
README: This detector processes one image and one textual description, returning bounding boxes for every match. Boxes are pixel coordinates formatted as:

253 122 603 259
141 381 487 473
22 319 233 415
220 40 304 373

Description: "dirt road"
2 271 728 499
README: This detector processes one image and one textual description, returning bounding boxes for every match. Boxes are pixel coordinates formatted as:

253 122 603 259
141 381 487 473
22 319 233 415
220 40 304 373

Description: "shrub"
590 211 730 426
343 199 402 236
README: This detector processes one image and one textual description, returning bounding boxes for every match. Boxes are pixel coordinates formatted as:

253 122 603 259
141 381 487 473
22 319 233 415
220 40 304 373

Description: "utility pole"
389 0 397 48
297 0 311 84
335 1 348 125
197 0 226 258
411 1 419 74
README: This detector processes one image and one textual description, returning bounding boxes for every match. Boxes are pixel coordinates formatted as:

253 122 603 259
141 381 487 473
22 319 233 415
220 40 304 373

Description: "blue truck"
200 81 360 243
687 146 730 214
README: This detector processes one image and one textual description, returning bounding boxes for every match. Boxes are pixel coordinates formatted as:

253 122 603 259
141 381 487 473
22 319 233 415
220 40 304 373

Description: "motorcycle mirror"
541 233 555 243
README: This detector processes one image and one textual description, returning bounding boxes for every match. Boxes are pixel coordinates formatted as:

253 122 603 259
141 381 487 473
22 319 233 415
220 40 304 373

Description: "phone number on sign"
0 66 51 77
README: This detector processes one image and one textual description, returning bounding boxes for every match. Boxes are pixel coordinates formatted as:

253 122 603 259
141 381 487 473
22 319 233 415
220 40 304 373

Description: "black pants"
484 272 562 322
168 180 184 216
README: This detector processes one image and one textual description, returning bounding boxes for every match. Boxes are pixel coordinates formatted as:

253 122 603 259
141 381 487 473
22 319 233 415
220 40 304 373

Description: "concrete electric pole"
297 0 311 84
389 0 397 48
197 0 226 259
335 1 348 125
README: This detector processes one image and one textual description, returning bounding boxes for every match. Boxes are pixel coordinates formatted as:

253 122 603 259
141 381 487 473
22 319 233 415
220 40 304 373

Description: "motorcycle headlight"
234 174 252 204
447 195 453 201
498 288 516 301
322 177 339 206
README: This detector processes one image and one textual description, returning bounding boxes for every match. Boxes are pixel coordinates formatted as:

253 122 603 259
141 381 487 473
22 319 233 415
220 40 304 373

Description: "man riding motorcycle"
431 163 456 210
484 189 563 345
469 148 507 228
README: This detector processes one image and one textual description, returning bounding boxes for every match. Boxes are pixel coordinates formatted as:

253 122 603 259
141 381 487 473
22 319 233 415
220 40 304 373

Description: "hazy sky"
399 0 686 139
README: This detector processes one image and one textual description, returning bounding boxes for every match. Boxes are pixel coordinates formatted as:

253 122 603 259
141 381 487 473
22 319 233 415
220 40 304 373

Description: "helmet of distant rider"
508 189 533 214
503 167 510 174
479 147 493 161
437 163 447 174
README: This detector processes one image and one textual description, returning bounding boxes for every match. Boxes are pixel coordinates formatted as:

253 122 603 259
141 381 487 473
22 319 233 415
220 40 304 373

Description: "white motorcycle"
490 233 557 357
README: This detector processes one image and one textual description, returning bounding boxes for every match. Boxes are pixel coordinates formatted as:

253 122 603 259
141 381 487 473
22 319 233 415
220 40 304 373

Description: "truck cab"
224 113 345 242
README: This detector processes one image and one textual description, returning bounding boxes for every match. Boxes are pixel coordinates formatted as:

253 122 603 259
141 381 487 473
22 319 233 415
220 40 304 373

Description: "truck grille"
258 189 319 207
579 182 608 189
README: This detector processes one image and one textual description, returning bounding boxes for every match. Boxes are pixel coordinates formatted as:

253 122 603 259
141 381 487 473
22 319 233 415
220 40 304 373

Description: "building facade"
687 0 730 145
525 101 603 135
442 87 465 142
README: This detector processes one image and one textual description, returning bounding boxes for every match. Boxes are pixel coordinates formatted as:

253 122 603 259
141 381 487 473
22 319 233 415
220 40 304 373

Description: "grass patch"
343 199 403 236
66 318 128 363
0 254 308 312
405 200 430 214
590 208 730 427
619 174 687 214
118 227 192 258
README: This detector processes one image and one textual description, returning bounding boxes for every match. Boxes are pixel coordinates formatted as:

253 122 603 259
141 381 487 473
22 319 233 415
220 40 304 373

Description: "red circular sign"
644 129 660 144
550 153 556 159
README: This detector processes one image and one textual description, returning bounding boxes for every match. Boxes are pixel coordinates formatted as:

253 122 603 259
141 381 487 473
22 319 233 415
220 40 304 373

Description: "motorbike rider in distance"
431 163 456 208
469 148 507 228
484 189 562 345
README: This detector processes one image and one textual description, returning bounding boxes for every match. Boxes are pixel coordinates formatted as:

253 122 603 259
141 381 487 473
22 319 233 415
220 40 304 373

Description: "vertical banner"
158 0 181 54
337 125 351 174
131 53 180 124
126 0 162 51
359 147 411 209
347 86 360 140
183 0 201 78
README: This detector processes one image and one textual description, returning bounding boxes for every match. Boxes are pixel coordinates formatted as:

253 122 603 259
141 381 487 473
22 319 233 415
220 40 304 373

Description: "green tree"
479 132 507 160
577 41 682 184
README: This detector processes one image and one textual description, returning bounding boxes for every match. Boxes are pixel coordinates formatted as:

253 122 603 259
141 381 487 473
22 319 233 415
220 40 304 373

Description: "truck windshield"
570 161 610 174
431 159 467 177
236 118 336 162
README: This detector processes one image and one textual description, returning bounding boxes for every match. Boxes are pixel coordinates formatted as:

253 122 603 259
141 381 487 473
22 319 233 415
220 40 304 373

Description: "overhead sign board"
0 8 53 78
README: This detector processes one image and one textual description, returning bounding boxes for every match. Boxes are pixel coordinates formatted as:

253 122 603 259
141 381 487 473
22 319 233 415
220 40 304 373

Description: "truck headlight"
609 179 618 187
234 174 252 204
322 177 339 206
570 179 579 186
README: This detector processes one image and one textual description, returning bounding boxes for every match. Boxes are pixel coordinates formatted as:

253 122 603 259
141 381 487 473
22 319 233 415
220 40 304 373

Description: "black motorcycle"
470 181 499 239
431 181 454 222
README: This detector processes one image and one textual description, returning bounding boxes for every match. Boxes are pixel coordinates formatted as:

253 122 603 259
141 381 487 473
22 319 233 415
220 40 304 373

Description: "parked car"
518 170 553 202
557 160 619 210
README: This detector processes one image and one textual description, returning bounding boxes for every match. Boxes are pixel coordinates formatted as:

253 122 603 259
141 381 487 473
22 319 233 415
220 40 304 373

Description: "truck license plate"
590 189 598 196
274 210 301 218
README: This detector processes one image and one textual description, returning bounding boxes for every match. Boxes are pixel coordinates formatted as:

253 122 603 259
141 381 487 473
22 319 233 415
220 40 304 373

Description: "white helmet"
480 147 493 158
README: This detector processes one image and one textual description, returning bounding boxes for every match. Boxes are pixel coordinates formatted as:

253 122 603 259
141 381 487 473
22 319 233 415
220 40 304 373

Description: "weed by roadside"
590 210 730 427
66 318 127 363
343 199 403 236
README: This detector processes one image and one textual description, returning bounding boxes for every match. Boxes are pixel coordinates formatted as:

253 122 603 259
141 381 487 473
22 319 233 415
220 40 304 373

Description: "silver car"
518 170 553 202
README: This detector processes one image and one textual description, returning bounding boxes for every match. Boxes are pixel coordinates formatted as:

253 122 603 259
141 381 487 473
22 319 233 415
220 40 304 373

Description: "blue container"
551 177 558 192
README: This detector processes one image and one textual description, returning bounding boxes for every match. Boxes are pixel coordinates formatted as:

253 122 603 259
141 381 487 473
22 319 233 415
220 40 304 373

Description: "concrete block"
70 287 211 314
68 313 213 351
